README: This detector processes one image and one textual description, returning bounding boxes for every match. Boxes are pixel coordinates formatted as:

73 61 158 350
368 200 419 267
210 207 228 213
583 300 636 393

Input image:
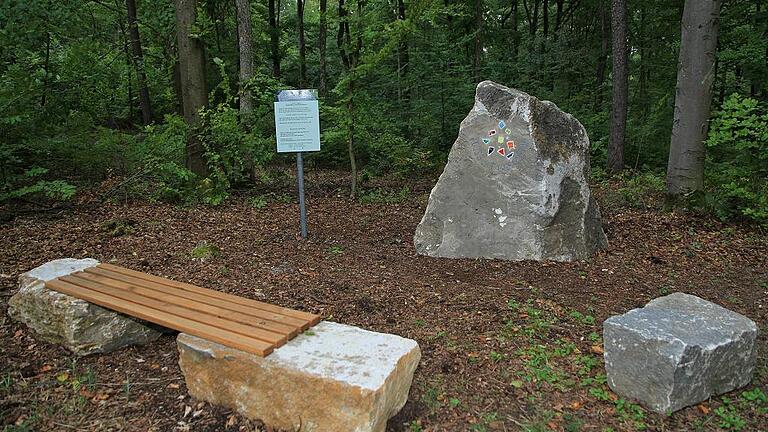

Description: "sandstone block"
177 321 421 432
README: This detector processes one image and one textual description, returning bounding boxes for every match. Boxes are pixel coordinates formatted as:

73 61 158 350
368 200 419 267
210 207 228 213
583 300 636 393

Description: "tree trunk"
268 0 281 78
347 88 357 199
126 0 153 124
594 0 608 111
41 31 50 107
542 0 548 38
522 0 540 35
397 0 410 116
118 16 134 123
318 0 328 96
175 0 209 176
235 0 254 115
667 0 721 195
554 0 563 33
337 0 358 197
337 0 351 69
473 0 483 82
297 0 306 87
608 0 628 172
510 0 519 58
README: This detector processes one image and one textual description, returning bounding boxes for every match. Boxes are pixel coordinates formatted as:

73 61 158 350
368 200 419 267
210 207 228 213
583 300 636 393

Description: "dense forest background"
1 0 766 222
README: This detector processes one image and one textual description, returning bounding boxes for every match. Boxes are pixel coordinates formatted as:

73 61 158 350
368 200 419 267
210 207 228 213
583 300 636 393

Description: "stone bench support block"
603 293 758 413
8 258 161 356
177 321 421 432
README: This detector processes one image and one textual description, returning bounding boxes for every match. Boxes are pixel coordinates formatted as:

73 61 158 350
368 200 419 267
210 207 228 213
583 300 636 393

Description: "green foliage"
249 195 268 209
716 397 747 431
190 241 221 260
0 0 766 224
196 59 275 205
616 172 666 209
0 167 76 203
705 94 768 224
358 186 410 204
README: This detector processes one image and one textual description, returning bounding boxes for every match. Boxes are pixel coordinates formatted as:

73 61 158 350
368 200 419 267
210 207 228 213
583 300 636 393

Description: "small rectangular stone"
603 293 758 413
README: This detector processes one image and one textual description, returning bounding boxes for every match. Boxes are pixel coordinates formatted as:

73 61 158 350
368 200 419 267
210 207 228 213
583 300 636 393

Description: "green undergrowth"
410 295 768 431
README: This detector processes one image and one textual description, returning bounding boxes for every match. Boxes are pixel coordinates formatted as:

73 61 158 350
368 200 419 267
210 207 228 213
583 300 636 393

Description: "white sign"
274 100 320 153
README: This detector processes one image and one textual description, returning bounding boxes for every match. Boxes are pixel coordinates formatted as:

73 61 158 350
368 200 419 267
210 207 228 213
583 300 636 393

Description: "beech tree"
318 0 328 95
235 0 254 116
667 0 722 195
297 0 306 87
125 0 152 125
473 0 483 82
609 0 628 172
175 0 208 176
269 0 281 78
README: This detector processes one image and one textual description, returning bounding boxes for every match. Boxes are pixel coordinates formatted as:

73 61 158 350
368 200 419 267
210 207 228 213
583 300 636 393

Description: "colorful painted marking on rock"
487 146 495 155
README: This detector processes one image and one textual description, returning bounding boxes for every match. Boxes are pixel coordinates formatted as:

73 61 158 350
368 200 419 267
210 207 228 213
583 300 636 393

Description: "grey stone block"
603 293 758 413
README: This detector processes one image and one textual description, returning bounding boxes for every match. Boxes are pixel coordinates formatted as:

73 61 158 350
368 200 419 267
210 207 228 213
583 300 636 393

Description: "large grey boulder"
414 81 607 261
8 258 161 356
603 293 758 413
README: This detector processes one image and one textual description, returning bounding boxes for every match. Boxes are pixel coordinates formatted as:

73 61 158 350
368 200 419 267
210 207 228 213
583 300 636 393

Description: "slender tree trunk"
347 87 357 198
175 0 209 176
235 0 254 115
397 0 410 119
126 0 153 124
542 0 548 38
173 59 184 116
511 0 519 58
667 0 721 195
337 0 357 197
523 0 540 35
41 31 50 107
297 0 306 87
269 0 281 78
117 15 134 122
594 0 608 111
473 0 483 82
318 0 328 95
608 0 627 172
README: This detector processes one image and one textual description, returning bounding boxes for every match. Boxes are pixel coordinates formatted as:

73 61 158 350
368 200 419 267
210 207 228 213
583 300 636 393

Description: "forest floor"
1 169 767 432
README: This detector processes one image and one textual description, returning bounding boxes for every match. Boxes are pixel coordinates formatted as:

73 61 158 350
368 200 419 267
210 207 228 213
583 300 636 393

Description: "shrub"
705 94 768 224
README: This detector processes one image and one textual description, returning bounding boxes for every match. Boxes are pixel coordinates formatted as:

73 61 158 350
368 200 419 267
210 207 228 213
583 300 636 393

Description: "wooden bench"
44 263 321 357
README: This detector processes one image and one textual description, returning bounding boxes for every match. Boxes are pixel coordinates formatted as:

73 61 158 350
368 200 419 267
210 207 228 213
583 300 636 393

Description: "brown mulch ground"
1 170 766 432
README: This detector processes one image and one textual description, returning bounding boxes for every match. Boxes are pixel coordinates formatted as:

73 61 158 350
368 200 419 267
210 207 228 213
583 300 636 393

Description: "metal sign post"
274 89 320 239
296 151 307 238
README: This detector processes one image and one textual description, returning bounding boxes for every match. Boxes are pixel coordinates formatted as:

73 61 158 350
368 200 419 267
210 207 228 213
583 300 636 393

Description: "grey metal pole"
296 152 307 239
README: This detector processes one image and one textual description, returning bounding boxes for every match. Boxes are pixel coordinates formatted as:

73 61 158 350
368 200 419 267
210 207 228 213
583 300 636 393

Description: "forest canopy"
1 0 766 222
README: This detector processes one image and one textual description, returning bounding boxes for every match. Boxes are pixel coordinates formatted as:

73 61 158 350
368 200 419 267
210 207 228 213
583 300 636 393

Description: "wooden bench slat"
85 267 309 330
61 274 288 346
99 263 321 326
46 279 274 357
73 270 299 339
